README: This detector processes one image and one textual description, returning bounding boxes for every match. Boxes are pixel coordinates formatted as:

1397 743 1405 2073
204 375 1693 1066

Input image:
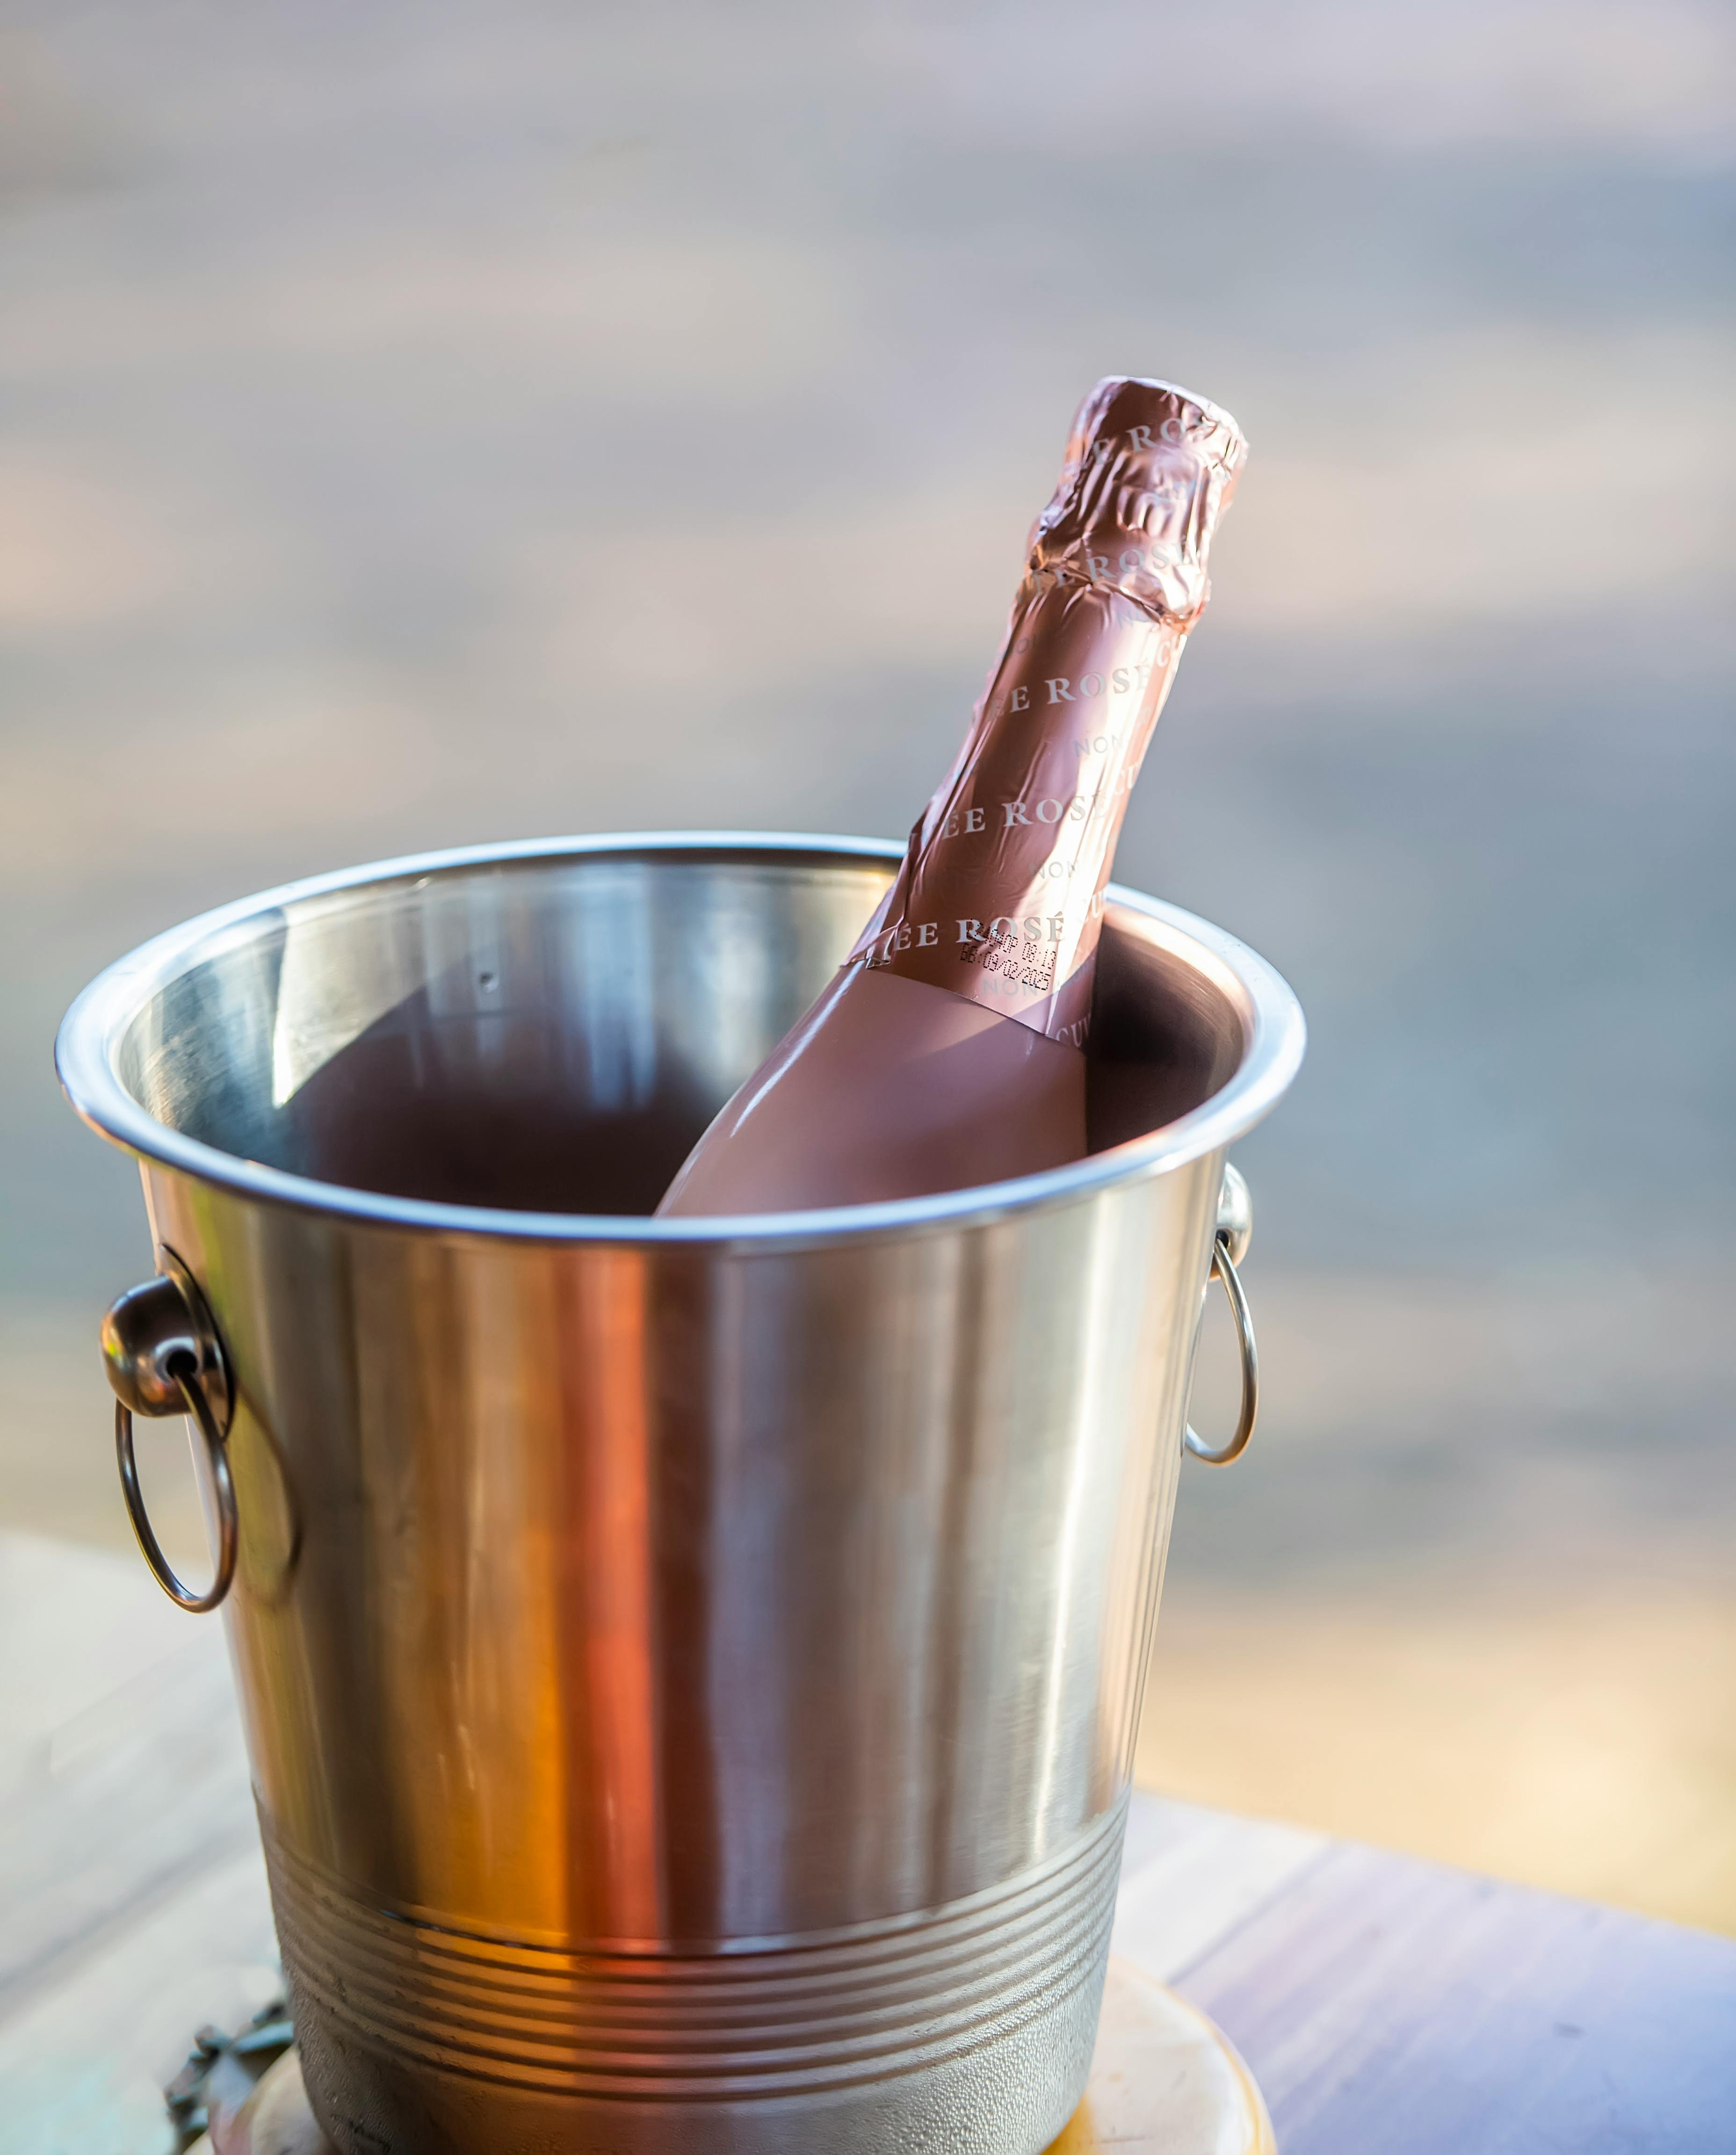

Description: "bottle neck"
849 568 1184 1049
846 373 1244 1049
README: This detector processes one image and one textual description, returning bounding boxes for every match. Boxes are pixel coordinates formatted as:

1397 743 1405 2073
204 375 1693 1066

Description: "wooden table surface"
3 1526 1733 2154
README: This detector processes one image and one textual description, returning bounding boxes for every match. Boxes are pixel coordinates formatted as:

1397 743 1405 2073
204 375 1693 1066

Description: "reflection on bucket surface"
58 834 1303 2155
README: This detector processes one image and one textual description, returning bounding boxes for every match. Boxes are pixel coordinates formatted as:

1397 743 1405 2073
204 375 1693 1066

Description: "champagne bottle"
657 376 1246 1216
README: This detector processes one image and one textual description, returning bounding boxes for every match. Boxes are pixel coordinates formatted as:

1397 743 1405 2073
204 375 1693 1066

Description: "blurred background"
1 0 1732 2084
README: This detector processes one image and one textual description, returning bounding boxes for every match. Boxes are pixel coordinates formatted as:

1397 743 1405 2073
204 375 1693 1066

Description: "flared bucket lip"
56 832 1305 1248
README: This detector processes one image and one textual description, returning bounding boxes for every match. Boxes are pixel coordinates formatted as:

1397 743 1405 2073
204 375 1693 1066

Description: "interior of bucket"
114 847 1248 1215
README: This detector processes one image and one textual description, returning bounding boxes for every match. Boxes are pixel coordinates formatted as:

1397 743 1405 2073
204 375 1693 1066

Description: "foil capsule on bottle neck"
849 376 1247 1046
1034 376 1248 629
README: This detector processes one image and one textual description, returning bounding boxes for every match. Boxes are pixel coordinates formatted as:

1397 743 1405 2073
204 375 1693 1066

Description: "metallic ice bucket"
57 834 1304 2155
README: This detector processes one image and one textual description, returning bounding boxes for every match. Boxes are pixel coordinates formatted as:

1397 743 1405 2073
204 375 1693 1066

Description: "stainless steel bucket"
56 833 1304 2155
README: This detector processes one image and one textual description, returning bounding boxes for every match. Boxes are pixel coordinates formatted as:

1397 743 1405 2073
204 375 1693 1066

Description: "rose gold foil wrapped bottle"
658 376 1247 1216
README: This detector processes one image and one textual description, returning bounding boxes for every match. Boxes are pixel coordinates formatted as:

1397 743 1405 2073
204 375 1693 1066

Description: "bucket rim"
55 831 1305 1247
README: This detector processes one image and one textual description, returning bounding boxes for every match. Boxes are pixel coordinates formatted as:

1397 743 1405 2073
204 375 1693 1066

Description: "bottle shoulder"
655 969 1085 1216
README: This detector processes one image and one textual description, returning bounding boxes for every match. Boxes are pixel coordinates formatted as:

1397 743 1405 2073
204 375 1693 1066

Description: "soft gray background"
2 1 1731 1923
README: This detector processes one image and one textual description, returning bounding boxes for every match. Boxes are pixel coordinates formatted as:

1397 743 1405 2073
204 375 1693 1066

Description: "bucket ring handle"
1184 1165 1259 1468
101 1249 238 1612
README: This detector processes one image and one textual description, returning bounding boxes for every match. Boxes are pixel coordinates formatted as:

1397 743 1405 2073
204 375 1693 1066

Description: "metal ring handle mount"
101 1247 238 1612
1184 1164 1259 1467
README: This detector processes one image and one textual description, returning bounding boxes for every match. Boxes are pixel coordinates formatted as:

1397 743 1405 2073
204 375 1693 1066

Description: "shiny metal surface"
103 1251 239 1611
100 1248 233 1426
1215 1160 1253 1271
1182 1237 1259 1469
57 833 1304 2155
115 1375 238 1613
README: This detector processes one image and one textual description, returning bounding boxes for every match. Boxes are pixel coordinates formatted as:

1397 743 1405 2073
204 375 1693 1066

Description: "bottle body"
657 966 1087 1215
658 377 1245 1217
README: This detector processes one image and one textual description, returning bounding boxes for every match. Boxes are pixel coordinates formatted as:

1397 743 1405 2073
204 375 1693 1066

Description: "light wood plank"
0 1846 278 2155
0 1534 257 2015
1179 1839 1736 2155
1113 1793 1329 1983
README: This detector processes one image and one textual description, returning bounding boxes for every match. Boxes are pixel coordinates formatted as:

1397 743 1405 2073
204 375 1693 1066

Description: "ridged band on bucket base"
265 1802 1127 2155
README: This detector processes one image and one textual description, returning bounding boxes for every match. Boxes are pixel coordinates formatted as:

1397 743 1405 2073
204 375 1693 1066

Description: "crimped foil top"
848 377 1247 1045
1033 375 1247 629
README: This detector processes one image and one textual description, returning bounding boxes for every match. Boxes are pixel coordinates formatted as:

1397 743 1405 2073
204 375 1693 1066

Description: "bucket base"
195 1959 1273 2155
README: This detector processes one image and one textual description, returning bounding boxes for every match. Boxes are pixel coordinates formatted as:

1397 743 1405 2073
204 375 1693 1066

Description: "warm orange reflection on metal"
557 1252 666 1941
